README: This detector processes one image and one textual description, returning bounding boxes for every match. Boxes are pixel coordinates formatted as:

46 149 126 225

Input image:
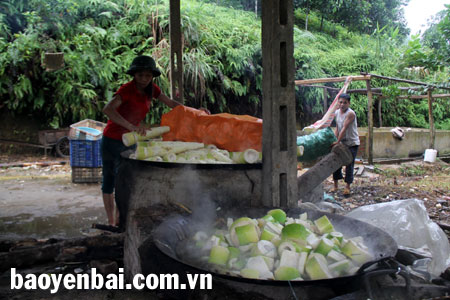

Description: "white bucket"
424 149 437 163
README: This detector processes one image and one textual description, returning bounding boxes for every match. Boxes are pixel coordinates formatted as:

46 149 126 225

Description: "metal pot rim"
153 207 398 285
121 150 262 170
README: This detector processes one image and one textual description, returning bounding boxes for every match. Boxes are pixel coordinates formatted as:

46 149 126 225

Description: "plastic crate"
69 119 106 141
70 140 102 167
71 167 102 183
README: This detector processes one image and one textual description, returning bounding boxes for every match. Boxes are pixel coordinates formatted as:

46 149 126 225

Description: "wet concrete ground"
0 164 107 240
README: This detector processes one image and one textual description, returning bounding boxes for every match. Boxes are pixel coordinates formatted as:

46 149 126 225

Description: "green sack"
296 127 337 162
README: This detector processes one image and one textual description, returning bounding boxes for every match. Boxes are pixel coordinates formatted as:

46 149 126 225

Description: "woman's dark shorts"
101 136 132 194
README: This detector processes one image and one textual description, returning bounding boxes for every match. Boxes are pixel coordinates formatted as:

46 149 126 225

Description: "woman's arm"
157 93 211 114
103 94 147 135
156 93 182 109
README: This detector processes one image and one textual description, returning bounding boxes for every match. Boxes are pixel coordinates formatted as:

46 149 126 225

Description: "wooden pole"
366 79 374 165
299 86 449 97
428 90 435 149
295 75 370 85
300 84 340 91
349 86 438 93
323 87 328 112
377 96 383 128
297 143 353 201
347 87 427 94
169 0 184 104
398 94 450 99
362 73 450 91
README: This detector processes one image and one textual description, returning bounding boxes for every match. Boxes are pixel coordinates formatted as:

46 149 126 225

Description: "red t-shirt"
103 80 162 140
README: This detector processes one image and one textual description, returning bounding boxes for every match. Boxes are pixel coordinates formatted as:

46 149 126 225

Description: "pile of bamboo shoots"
189 209 373 281
122 126 262 164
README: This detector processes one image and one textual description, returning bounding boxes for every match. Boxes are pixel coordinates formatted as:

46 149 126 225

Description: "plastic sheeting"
346 199 450 277
160 106 262 152
296 127 337 162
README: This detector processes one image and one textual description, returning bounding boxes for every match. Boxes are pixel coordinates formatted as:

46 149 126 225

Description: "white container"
69 119 106 141
424 149 437 163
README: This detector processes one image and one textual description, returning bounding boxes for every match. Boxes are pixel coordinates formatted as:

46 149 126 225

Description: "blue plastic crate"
70 140 102 167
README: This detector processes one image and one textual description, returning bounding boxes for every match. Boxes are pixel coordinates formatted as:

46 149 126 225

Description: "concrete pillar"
169 0 183 103
261 0 297 208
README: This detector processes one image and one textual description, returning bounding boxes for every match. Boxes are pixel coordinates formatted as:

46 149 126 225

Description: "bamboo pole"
300 84 340 90
348 86 432 93
428 90 435 149
398 94 450 99
366 79 374 165
348 91 383 96
301 85 382 95
377 96 383 128
323 87 328 112
169 0 184 103
295 75 370 85
362 73 450 91
303 86 438 93
301 87 448 97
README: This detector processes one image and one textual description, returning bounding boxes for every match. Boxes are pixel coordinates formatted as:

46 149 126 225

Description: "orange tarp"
160 105 262 152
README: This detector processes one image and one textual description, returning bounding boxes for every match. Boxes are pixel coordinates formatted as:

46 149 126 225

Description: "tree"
422 5 450 67
294 0 409 37
296 0 317 30
331 0 371 31
367 0 409 35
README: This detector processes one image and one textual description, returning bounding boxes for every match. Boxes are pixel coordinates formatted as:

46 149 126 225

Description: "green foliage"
378 84 450 130
399 165 426 177
374 164 426 178
400 35 439 71
294 8 348 38
434 97 450 130
294 0 409 37
0 0 267 126
0 0 448 132
422 5 450 68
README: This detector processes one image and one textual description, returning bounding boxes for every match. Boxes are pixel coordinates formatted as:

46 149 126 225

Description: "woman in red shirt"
101 56 182 226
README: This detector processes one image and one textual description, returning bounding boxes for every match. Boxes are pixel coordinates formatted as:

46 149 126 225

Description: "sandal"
343 188 351 195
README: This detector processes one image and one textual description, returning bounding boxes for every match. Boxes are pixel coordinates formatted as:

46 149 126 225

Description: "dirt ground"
323 159 450 226
0 154 107 240
1 152 449 240
0 153 449 299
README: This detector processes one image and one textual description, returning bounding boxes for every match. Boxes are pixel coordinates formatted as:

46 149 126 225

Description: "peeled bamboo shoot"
122 126 170 146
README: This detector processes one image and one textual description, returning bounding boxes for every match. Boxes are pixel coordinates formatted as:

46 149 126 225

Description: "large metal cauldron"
152 207 398 288
115 150 262 228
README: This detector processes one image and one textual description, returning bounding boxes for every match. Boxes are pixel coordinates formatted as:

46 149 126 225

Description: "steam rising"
153 167 221 265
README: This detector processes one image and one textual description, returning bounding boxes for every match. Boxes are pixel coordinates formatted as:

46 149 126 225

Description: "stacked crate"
69 119 106 183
